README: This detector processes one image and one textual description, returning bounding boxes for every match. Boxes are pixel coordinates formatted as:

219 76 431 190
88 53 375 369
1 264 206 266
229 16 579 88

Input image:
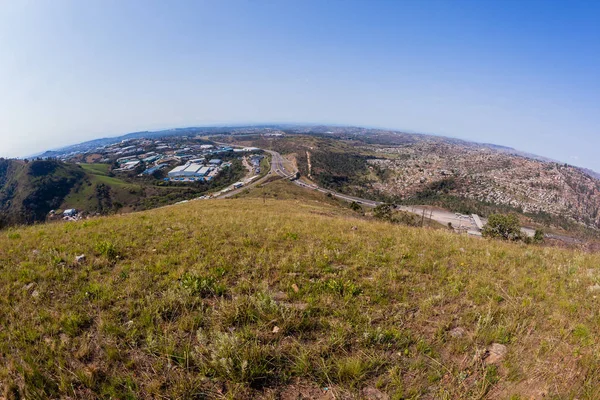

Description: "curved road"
263 149 539 236
209 146 538 237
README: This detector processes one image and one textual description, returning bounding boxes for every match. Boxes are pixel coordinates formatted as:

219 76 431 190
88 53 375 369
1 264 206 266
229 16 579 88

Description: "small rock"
60 333 70 345
272 291 288 302
449 327 466 338
272 326 280 334
282 302 308 310
75 254 86 263
351 226 358 231
459 248 465 253
588 284 600 293
362 387 390 400
24 282 36 291
484 343 507 365
291 283 299 293
31 290 40 298
32 249 40 255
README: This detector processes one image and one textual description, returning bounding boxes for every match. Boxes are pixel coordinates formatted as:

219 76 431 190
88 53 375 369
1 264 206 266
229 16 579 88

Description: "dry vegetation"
1 181 600 399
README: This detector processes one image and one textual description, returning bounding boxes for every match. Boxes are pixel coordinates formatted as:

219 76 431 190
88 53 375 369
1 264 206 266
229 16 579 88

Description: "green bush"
534 229 545 243
482 214 522 241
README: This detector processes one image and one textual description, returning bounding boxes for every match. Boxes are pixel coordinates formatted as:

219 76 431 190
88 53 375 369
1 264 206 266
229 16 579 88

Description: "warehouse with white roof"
168 163 213 178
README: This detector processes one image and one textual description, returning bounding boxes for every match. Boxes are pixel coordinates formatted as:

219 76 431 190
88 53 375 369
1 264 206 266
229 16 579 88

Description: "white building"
197 166 211 176
168 165 187 177
168 163 207 178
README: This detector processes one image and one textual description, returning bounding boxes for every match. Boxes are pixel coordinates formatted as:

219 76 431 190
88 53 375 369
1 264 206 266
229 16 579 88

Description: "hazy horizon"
2 1 599 169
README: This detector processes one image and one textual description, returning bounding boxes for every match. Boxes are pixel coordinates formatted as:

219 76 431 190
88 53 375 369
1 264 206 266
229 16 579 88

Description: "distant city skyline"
1 0 599 170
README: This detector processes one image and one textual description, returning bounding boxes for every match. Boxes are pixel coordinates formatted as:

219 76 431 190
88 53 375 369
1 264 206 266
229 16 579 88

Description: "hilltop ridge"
1 180 600 398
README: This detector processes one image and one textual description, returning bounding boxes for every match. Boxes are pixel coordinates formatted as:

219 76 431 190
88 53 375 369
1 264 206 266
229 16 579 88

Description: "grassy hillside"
60 164 145 214
1 182 600 398
0 159 86 226
0 159 248 226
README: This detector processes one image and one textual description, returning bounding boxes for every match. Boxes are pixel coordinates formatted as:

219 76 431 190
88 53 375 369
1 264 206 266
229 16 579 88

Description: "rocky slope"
365 138 600 227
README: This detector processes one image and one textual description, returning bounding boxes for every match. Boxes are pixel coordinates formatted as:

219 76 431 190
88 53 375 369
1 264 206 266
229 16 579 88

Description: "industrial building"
168 163 213 178
142 164 167 175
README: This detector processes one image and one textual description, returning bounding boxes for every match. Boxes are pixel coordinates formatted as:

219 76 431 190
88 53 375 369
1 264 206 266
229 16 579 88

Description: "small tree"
350 201 363 214
482 214 522 241
533 229 545 243
373 203 394 222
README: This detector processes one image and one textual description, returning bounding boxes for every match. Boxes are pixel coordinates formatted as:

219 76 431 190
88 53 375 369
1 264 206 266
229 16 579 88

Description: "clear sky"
1 0 599 169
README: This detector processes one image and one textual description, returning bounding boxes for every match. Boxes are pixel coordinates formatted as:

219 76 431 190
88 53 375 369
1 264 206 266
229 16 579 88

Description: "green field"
1 181 600 398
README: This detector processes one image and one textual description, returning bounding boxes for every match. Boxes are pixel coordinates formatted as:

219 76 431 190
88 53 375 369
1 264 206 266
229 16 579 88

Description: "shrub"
534 229 545 243
482 214 522 241
373 203 394 221
350 201 363 213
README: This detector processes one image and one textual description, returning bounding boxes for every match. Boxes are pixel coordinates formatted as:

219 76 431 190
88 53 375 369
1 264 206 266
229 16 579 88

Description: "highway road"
263 149 540 236
266 150 296 179
263 150 483 232
210 146 535 237
217 149 298 198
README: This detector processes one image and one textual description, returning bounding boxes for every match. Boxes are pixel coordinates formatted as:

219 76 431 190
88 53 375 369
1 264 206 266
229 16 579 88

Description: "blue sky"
1 0 599 169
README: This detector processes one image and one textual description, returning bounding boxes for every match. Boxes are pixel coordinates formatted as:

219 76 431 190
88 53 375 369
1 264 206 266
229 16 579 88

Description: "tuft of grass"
95 240 120 260
181 272 227 297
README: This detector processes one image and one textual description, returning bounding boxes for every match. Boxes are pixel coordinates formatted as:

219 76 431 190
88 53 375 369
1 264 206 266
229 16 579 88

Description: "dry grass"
1 182 600 399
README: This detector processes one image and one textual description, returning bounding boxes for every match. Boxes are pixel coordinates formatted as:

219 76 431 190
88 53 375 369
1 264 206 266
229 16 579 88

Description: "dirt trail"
306 151 312 178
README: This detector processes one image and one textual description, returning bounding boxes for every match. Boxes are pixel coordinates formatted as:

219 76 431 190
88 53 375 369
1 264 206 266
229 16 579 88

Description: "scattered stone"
588 284 600 293
75 254 86 263
586 269 597 278
291 283 300 293
60 333 70 345
24 282 36 291
484 343 507 365
272 291 288 302
449 327 466 338
351 226 358 231
362 387 390 400
32 249 40 256
272 326 280 334
459 247 465 253
282 302 308 311
31 290 40 298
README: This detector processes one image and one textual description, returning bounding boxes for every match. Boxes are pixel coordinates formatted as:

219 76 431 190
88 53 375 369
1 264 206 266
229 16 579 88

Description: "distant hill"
248 130 600 230
31 124 600 229
34 125 284 158
0 157 247 227
0 159 86 226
